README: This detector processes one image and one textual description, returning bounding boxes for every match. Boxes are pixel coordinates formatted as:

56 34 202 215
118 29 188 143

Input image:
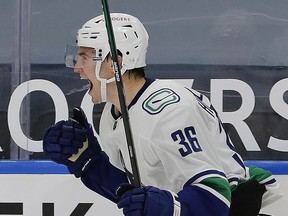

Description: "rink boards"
0 160 286 216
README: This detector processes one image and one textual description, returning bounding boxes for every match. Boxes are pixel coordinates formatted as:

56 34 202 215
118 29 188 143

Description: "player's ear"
117 55 123 67
105 55 113 69
106 53 123 72
106 54 121 64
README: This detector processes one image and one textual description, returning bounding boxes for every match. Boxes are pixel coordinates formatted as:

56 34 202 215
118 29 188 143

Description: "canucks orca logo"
143 88 180 114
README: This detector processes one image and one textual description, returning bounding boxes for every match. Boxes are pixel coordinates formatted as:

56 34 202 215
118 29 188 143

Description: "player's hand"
43 108 102 177
117 184 180 216
230 178 266 216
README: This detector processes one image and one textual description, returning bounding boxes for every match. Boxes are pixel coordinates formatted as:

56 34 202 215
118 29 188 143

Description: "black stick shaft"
101 0 141 188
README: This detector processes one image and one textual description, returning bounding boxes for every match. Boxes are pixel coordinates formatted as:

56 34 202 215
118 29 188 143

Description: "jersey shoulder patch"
142 88 180 115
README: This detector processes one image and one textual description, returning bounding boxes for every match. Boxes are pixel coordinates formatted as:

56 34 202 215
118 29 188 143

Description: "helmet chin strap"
95 62 127 103
94 61 106 103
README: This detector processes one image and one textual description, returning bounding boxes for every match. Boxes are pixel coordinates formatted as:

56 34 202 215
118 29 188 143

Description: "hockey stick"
100 0 142 188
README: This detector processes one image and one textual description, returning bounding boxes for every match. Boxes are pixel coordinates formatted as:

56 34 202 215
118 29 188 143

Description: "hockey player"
43 13 282 216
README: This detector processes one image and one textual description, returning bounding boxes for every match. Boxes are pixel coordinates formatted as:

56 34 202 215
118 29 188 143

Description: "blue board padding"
0 160 69 174
0 160 286 175
244 160 288 175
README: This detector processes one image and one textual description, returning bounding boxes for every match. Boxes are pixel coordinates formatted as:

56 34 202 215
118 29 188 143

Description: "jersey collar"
110 78 155 119
128 78 155 109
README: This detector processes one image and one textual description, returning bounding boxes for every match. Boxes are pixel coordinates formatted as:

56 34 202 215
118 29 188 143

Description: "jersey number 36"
171 126 202 157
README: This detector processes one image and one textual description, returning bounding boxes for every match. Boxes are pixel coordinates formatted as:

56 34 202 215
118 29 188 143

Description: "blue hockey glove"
117 184 181 216
117 181 231 216
43 107 102 177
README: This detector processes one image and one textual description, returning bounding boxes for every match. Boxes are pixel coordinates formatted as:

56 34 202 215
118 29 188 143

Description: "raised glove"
117 184 181 216
43 107 101 177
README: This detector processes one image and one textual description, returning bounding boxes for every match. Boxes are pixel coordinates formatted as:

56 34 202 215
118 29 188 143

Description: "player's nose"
74 61 83 74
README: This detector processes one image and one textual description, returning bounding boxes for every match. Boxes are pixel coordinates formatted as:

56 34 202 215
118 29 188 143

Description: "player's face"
74 47 115 104
74 47 101 104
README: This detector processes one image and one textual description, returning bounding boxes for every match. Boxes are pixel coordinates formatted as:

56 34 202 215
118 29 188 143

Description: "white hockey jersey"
99 78 247 193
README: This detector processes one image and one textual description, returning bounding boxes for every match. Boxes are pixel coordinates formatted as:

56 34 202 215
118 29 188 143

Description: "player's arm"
117 177 230 216
81 151 129 203
42 107 128 203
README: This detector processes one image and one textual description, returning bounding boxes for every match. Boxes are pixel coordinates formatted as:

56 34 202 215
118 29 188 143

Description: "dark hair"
106 51 146 79
127 67 145 79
